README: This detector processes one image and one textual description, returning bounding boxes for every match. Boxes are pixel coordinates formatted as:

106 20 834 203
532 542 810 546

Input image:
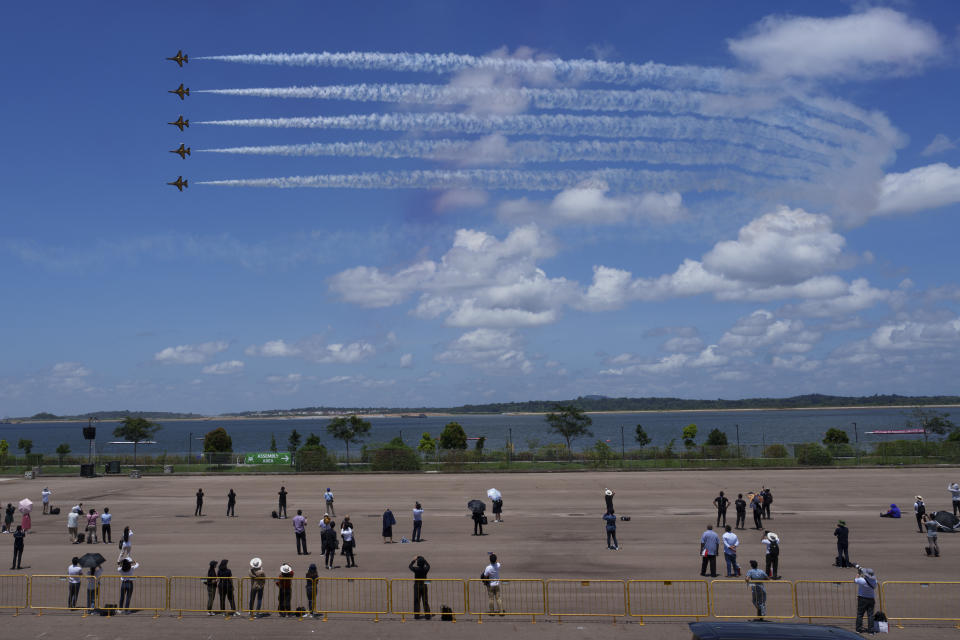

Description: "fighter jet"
170 143 191 159
166 50 188 67
167 176 188 191
168 115 189 131
169 83 190 100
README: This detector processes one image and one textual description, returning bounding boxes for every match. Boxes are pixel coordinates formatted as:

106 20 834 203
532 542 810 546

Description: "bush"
370 438 422 471
297 447 337 472
763 444 789 458
796 443 833 466
706 428 728 446
589 440 615 467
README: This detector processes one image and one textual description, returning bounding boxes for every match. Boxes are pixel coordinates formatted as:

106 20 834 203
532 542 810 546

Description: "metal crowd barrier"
169 576 241 618
315 577 390 621
239 575 312 618
0 574 29 615
467 578 546 623
881 581 960 628
710 579 795 620
389 578 466 622
545 579 626 621
29 575 88 614
97 574 168 617
794 580 863 623
627 579 709 623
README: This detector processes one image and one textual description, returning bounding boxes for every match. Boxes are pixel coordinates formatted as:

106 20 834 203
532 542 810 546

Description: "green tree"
326 415 372 466
706 428 728 446
300 432 323 450
298 435 336 471
203 427 233 452
417 432 436 455
370 437 421 471
592 439 614 467
475 436 486 452
822 428 850 446
635 424 651 448
112 417 161 464
681 423 698 449
544 405 594 458
17 438 33 455
439 422 468 450
55 442 71 466
796 442 833 466
287 429 302 453
907 407 956 443
269 433 278 452
0 439 8 463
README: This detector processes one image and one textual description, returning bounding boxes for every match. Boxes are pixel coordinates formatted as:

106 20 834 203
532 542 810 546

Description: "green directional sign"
244 452 292 464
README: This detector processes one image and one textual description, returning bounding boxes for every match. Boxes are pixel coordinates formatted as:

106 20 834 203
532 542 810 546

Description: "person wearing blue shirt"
324 488 335 517
699 525 720 577
745 560 767 620
880 504 901 518
854 566 878 634
603 510 619 550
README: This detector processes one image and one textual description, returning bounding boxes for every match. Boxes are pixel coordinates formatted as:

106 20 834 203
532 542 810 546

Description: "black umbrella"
467 499 485 513
78 552 106 568
932 511 960 532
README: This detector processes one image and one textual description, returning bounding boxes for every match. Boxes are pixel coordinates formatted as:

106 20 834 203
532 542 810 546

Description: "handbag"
876 621 889 633
481 515 488 525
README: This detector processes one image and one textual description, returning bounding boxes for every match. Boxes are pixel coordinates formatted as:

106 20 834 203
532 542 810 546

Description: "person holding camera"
854 565 878 634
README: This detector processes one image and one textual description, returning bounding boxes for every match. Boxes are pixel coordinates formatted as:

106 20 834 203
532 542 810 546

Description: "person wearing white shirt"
950 483 960 517
67 510 80 543
117 557 140 612
721 525 740 577
41 488 51 515
482 553 503 615
412 502 424 542
67 558 83 608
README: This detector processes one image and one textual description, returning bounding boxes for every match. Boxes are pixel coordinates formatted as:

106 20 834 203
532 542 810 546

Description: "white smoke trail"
198 112 836 159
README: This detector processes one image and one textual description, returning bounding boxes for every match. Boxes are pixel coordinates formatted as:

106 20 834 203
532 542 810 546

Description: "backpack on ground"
440 605 454 621
50 506 61 515
271 511 278 519
76 533 85 543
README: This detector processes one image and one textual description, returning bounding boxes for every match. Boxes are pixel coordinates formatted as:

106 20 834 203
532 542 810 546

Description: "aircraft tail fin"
185 147 191 156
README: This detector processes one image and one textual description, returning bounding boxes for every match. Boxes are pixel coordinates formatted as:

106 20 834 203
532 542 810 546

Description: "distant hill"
14 410 206 422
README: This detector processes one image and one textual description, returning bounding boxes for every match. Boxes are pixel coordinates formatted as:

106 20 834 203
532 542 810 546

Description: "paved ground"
1 467 958 637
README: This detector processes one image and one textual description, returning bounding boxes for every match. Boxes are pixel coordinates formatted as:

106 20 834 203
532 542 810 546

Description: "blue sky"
2 2 960 415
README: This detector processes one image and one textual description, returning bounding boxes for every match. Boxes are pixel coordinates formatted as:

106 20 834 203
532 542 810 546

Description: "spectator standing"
278 486 288 519
10 525 24 569
67 508 80 543
204 560 218 615
734 494 747 529
117 558 139 612
226 489 237 517
699 525 720 577
472 509 485 536
923 514 940 556
217 559 236 615
382 508 396 543
854 566 878 634
341 517 357 568
714 491 729 527
85 508 99 543
324 488 335 517
482 553 503 615
41 487 51 515
834 520 850 567
603 510 619 550
277 564 293 617
195 489 204 517
85 564 101 611
722 525 740 577
412 502 424 542
67 557 83 608
293 509 309 555
745 559 767 620
492 496 503 523
409 555 432 619
305 564 319 616
20 508 30 535
950 482 960 517
604 488 615 513
322 519 339 569
751 494 763 530
117 526 133 562
762 531 780 579
3 503 13 533
100 507 112 543
914 495 926 532
762 488 773 519
248 558 265 617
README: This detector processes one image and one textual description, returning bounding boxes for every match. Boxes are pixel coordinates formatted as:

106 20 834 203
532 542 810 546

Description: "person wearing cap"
834 520 850 568
923 514 940 557
293 509 309 555
41 487 51 515
950 483 960 517
914 496 926 532
854 566 878 634
277 563 294 616
324 488 335 517
409 555 432 619
604 488 615 514
761 530 780 579
248 558 265 617
699 525 720 577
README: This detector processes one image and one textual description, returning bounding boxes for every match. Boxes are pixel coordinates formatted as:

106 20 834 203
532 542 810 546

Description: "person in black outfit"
217 559 236 614
195 489 204 517
751 495 764 530
226 489 237 517
472 509 485 535
322 520 339 569
409 555 432 619
11 525 24 569
734 494 747 529
714 491 730 527
834 520 850 567
278 486 288 519
762 488 773 519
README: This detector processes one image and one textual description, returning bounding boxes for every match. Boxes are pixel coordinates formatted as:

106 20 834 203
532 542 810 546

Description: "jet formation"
169 83 190 100
170 143 191 159
166 50 188 67
167 176 188 191
168 115 189 131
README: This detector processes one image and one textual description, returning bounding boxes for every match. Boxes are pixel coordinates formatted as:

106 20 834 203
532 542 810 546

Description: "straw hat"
766 532 780 543
837 520 846 527
280 563 292 574
916 495 923 501
604 489 613 496
951 483 960 491
249 557 262 570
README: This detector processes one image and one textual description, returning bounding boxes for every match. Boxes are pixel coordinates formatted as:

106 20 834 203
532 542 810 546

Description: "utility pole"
736 424 741 459
508 427 512 467
853 422 859 466
620 425 625 466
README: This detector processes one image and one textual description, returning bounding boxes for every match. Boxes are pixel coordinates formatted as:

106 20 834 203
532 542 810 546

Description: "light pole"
853 422 859 466
508 427 512 467
736 423 741 458
620 425 625 466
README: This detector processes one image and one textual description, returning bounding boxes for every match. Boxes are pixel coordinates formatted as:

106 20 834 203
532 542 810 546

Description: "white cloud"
728 8 942 79
870 315 960 351
202 360 245 375
719 310 821 354
921 134 957 157
245 339 301 357
154 341 229 365
874 163 960 216
320 342 376 364
433 188 490 212
498 184 685 225
400 353 413 368
436 328 533 374
247 335 377 364
48 362 93 391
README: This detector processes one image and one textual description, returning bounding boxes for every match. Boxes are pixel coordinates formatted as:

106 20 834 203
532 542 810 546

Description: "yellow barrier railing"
0 575 29 614
390 578 466 622
794 580 862 623
467 578 545 623
169 576 242 618
314 577 390 621
240 576 313 618
881 581 960 628
546 579 626 621
97 575 168 617
29 575 91 614
627 579 709 623
710 579 794 620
